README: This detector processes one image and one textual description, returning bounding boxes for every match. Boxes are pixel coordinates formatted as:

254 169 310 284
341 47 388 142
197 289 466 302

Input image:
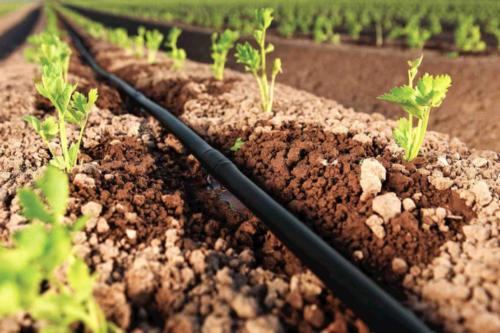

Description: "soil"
67 5 500 152
77 24 499 333
0 4 41 60
0 26 373 333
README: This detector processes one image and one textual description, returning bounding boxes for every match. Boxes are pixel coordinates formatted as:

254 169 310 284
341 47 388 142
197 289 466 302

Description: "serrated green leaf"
255 8 273 31
68 259 94 300
41 117 59 141
18 189 54 224
235 43 260 73
393 118 412 150
24 115 42 132
36 166 68 218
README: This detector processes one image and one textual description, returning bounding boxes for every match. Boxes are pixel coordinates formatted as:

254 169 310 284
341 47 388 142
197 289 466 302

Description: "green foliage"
66 0 500 52
235 8 282 112
133 26 146 58
107 28 132 52
455 15 486 52
1 167 118 332
145 29 164 63
211 29 239 80
25 28 98 173
230 137 245 152
378 55 452 161
313 14 340 45
165 27 186 70
389 16 433 49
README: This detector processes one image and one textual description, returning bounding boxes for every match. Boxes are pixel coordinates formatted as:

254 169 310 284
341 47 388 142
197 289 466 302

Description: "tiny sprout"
145 29 164 63
211 29 239 81
230 137 245 152
235 8 282 112
165 27 186 70
378 55 452 161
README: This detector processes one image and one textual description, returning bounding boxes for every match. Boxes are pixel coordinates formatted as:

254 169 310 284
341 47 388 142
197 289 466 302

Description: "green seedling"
133 26 146 58
230 137 245 152
0 167 118 332
389 16 432 49
313 14 340 45
211 29 239 81
455 15 486 52
378 55 452 161
25 31 71 80
235 8 282 113
25 53 98 172
145 29 164 63
165 27 186 70
108 28 132 52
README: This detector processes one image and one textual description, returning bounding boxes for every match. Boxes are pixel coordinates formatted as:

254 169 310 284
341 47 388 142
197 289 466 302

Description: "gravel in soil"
0 44 371 333
83 31 500 333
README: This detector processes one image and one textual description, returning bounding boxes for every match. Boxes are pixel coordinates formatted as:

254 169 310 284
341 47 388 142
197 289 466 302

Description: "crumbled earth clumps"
84 28 500 333
0 45 369 332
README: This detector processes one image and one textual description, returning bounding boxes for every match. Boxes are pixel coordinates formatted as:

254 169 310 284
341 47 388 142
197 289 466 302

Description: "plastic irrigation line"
60 15 434 333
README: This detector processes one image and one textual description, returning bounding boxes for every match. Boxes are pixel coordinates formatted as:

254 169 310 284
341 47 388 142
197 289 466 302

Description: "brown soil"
67 6 500 151
74 24 500 333
0 32 375 333
262 39 500 152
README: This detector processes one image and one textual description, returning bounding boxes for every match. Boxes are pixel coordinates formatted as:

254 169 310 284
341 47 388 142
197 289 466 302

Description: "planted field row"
0 5 370 333
64 0 500 53
59 6 499 333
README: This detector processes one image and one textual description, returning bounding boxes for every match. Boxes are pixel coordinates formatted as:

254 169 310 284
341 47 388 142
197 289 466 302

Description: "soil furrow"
73 24 499 333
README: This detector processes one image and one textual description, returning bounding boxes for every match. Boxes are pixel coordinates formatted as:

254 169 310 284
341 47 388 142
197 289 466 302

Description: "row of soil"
67 5 500 152
0 29 372 333
66 18 500 333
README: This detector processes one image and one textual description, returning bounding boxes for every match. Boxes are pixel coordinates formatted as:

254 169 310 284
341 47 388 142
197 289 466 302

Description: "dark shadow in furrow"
0 7 41 60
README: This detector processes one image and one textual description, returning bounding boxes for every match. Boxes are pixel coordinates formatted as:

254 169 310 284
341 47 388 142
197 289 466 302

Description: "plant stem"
58 112 70 172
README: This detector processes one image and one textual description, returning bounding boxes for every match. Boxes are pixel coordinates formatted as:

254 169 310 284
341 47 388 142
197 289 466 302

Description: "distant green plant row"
63 0 500 52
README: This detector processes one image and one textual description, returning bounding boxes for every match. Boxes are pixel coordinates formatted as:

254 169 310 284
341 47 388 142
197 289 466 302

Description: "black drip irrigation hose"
60 15 434 333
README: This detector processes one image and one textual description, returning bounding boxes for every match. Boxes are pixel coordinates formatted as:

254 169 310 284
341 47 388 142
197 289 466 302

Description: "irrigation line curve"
59 14 434 333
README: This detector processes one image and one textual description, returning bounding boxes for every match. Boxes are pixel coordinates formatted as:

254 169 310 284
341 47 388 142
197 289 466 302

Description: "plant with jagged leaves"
133 26 146 58
25 65 97 172
235 8 282 112
165 27 186 70
0 167 120 333
145 29 164 63
378 55 452 161
211 29 239 80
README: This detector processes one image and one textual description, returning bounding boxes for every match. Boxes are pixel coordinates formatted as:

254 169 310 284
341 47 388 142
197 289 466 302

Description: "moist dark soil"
211 123 474 291
68 4 500 151
70 129 369 333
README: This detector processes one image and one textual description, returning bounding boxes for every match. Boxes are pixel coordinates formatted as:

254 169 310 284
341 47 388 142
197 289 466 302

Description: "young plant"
211 29 239 81
26 62 98 173
235 8 283 113
378 56 452 161
391 16 432 49
455 15 486 53
313 14 340 45
230 137 245 152
145 29 164 63
133 26 146 58
165 27 186 70
108 28 132 53
0 167 118 332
